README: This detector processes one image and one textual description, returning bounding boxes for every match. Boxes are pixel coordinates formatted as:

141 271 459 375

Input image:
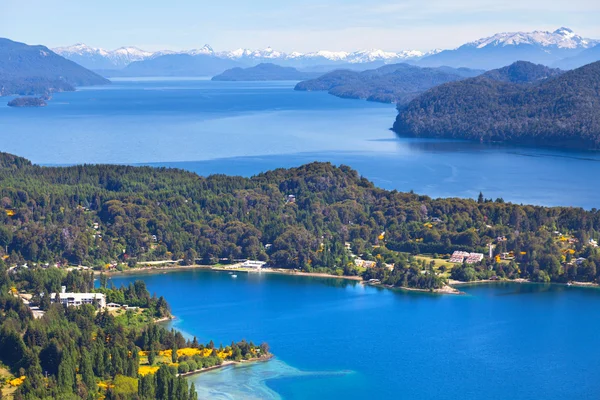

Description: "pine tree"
148 348 156 366
172 343 178 363
189 382 198 400
80 351 95 390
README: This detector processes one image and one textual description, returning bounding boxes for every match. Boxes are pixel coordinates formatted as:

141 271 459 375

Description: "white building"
51 288 106 308
450 251 484 264
242 260 266 269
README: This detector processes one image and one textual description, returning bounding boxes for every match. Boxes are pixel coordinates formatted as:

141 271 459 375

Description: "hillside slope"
212 63 320 81
393 61 600 149
0 38 109 96
295 63 482 104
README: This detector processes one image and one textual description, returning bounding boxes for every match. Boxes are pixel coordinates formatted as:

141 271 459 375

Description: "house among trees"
450 251 484 264
50 286 106 308
241 260 266 269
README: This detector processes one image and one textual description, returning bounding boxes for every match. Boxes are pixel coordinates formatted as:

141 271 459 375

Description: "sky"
1 0 600 52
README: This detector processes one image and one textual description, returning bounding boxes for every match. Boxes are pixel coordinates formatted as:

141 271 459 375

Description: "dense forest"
1 152 600 289
0 266 269 398
212 63 319 81
0 38 108 96
295 63 481 104
0 267 191 399
393 61 600 149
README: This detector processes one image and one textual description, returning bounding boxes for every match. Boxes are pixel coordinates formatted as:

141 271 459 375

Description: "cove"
106 270 600 400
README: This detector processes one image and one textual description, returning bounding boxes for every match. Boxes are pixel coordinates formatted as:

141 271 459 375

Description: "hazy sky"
2 0 599 52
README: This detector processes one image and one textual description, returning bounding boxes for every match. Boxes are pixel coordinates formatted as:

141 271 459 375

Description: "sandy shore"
177 355 274 378
448 278 529 286
234 267 362 282
154 316 174 324
367 282 463 295
566 281 600 288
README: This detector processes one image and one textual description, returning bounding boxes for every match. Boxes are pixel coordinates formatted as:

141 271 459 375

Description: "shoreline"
368 282 463 295
95 263 600 295
177 355 274 379
94 263 363 282
448 278 530 286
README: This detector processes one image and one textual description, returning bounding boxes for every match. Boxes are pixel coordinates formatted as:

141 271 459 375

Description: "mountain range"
393 61 600 149
53 43 433 71
0 38 108 96
53 28 600 75
295 63 483 104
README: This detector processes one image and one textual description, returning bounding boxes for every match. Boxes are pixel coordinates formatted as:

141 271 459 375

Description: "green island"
0 151 599 295
0 267 270 399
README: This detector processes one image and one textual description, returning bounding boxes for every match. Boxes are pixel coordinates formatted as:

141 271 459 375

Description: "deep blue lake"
107 271 600 400
1 78 600 208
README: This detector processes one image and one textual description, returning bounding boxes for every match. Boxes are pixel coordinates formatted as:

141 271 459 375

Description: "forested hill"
1 153 600 286
0 38 109 96
393 61 600 149
212 63 320 81
294 63 482 104
480 61 563 83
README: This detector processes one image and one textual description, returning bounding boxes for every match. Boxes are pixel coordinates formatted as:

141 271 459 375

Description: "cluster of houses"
449 251 484 264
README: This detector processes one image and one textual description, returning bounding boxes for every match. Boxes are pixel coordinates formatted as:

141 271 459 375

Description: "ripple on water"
188 358 353 400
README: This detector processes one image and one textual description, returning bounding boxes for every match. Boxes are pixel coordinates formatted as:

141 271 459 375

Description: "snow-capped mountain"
419 27 598 70
467 27 597 50
54 43 429 70
53 43 153 69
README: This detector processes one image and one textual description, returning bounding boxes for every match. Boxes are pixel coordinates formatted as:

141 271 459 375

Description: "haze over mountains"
53 27 600 76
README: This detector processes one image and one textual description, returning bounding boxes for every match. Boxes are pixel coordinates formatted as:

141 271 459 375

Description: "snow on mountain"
54 42 431 70
188 44 215 56
467 27 597 50
53 44 153 69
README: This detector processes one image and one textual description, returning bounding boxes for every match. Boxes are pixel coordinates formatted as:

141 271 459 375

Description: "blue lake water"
107 270 600 400
1 78 600 208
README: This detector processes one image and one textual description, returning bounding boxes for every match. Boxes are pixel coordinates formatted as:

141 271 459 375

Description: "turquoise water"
1 78 600 208
106 271 600 399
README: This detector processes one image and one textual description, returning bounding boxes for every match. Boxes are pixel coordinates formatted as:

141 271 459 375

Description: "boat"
231 274 238 278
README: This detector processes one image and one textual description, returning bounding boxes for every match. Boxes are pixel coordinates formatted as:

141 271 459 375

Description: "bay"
107 270 600 400
0 78 599 208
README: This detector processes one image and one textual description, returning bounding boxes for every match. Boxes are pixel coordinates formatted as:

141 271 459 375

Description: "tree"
81 351 95 390
172 344 178 363
189 382 198 400
148 349 156 366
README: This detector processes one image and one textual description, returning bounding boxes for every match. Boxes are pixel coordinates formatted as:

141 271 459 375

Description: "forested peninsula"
0 263 270 399
295 63 481 104
393 61 600 149
0 152 600 293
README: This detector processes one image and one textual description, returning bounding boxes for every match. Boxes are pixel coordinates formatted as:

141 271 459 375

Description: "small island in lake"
7 96 47 107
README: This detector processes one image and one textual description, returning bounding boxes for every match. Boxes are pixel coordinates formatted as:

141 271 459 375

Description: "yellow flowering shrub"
138 366 160 376
9 376 26 387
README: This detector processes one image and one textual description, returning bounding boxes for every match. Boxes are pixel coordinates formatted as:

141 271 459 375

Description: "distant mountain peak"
188 44 214 56
467 27 596 50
